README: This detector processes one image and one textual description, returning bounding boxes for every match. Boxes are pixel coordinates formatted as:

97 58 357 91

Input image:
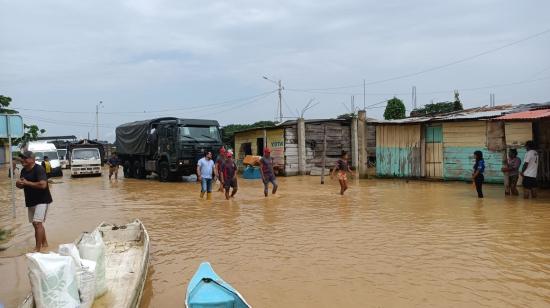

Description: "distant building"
374 103 550 187
233 117 376 176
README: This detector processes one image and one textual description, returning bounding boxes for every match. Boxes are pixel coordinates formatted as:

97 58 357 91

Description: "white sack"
78 229 107 298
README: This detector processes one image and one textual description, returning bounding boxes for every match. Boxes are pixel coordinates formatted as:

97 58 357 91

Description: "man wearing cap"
220 150 238 200
16 151 53 252
260 147 278 197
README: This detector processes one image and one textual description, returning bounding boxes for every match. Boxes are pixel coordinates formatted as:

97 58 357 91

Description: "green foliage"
14 124 47 146
453 90 463 111
0 94 46 145
221 120 278 146
0 95 18 114
410 91 463 117
383 97 406 120
337 113 355 120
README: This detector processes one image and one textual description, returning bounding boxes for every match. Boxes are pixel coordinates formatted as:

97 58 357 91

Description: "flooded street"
1 165 550 307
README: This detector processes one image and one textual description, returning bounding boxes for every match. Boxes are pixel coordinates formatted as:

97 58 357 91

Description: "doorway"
425 124 443 178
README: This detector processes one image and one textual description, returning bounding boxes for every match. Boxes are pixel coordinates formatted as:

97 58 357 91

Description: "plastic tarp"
115 120 151 155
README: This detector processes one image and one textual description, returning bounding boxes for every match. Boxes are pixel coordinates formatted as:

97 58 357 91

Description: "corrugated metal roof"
495 108 550 120
376 105 514 124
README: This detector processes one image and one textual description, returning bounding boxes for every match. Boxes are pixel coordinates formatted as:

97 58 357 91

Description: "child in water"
331 151 355 195
472 150 485 198
501 148 520 196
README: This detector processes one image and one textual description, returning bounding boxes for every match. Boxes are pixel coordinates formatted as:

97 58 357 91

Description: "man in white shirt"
197 151 215 199
521 141 538 199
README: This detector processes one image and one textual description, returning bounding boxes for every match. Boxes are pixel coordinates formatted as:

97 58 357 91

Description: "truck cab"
70 147 102 177
116 118 223 182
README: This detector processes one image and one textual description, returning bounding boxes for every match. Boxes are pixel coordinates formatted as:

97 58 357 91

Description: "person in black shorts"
521 141 539 199
16 151 53 252
220 151 238 200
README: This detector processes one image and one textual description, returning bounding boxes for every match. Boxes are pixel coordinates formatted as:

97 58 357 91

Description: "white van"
25 141 63 177
57 148 69 169
70 147 102 176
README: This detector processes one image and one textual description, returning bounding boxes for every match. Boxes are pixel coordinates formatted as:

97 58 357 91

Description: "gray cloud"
1 0 549 140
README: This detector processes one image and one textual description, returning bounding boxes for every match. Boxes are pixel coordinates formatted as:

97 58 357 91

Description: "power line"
288 28 550 91
12 90 278 115
196 91 276 117
286 75 550 97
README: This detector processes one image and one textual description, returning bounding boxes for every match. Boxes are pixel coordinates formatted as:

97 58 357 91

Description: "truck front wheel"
123 161 133 178
159 162 171 182
134 161 146 179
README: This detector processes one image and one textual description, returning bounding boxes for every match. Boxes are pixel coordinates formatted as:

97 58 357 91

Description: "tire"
159 161 171 182
133 160 146 179
123 161 133 178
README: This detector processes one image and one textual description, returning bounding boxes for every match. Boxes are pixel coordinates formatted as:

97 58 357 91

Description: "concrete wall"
376 124 422 177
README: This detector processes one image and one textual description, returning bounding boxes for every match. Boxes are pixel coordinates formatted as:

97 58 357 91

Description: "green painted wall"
376 147 421 177
443 147 506 183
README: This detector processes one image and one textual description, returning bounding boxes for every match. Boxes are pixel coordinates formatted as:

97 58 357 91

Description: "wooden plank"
505 122 532 146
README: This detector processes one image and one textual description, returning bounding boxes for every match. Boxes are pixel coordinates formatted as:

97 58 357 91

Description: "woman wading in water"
331 151 355 195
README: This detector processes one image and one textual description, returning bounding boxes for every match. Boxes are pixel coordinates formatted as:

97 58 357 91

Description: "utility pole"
412 86 417 110
96 101 103 141
278 80 283 123
363 79 366 110
263 76 284 123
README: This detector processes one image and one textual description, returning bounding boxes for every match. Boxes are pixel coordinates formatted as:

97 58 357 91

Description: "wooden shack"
233 118 377 176
233 127 285 173
284 119 352 175
375 105 522 183
496 107 550 187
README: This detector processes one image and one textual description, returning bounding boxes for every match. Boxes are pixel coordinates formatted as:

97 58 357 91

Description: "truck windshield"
58 149 67 159
34 151 59 161
72 149 100 160
179 126 220 142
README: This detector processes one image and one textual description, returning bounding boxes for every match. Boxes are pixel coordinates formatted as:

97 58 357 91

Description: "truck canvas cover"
115 117 177 155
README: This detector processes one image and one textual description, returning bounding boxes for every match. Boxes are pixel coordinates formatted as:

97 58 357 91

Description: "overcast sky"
1 0 549 141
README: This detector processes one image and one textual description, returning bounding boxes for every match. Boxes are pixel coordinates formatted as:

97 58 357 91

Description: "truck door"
160 125 177 162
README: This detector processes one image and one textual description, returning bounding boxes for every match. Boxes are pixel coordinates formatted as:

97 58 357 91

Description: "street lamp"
262 76 283 123
96 101 103 141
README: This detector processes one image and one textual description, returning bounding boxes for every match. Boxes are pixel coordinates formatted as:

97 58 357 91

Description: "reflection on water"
1 166 550 307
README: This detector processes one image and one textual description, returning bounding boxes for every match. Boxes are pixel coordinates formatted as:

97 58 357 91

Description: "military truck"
115 117 223 181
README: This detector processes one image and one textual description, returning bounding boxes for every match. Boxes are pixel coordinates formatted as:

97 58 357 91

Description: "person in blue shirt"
472 150 485 198
197 151 215 199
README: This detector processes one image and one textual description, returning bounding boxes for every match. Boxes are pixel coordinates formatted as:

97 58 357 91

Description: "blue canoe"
186 262 251 308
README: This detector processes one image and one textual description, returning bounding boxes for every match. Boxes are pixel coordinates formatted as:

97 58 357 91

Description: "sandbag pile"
26 229 107 308
78 230 107 298
26 253 80 308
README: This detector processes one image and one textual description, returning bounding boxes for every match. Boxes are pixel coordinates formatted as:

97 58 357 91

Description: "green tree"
383 97 406 120
337 113 355 120
0 95 18 114
453 90 463 111
0 95 46 145
221 120 278 147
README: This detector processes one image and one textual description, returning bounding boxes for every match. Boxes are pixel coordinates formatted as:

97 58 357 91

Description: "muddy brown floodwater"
1 165 550 307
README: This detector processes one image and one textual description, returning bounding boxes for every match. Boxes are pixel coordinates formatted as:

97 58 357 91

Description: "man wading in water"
220 151 238 200
16 151 53 252
197 151 215 200
260 147 278 197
